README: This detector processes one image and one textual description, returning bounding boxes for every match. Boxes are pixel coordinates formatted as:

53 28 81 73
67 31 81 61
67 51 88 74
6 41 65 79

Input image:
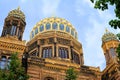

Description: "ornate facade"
0 8 120 80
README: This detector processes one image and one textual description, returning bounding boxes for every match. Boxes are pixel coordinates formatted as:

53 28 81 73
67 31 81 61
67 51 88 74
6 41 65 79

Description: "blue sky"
0 0 119 70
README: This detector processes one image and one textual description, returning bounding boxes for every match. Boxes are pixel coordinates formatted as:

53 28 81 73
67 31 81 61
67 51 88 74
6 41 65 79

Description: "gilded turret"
1 7 26 41
7 6 25 21
102 29 119 65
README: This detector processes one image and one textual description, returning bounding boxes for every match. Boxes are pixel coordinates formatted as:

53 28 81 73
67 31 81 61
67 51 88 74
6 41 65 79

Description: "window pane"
49 48 52 57
31 31 34 38
11 26 16 35
0 57 7 69
59 49 62 58
46 49 49 58
52 23 58 30
61 49 64 58
109 48 116 57
35 28 38 35
71 30 74 36
65 50 68 58
66 26 70 33
42 47 52 58
60 24 64 30
43 49 46 58
46 23 51 30
40 25 44 32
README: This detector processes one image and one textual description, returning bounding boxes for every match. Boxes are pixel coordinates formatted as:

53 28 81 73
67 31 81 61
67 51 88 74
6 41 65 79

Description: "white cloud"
75 0 116 70
41 0 61 16
84 16 106 70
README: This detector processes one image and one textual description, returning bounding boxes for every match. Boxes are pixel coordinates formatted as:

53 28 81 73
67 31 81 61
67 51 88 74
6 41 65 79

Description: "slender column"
56 45 58 57
40 47 42 58
16 27 19 36
69 47 71 60
54 37 57 57
52 45 54 57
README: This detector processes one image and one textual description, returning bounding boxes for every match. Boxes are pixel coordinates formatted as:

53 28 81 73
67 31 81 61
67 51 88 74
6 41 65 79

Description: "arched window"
43 49 46 58
42 47 52 58
31 31 34 38
35 28 38 35
11 26 16 36
73 52 80 64
59 24 64 30
109 48 116 57
40 25 44 32
44 77 54 80
0 56 7 69
58 47 68 58
7 57 11 69
71 29 74 36
66 26 70 33
52 22 58 30
46 23 51 30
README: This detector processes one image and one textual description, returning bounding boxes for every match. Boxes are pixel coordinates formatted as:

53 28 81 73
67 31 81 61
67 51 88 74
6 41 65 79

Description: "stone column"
54 37 57 57
69 47 71 60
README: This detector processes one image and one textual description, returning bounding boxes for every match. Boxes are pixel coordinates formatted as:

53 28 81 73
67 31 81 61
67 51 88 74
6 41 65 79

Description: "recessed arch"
44 77 54 80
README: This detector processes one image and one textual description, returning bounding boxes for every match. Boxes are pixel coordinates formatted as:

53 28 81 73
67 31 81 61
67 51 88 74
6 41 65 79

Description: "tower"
0 7 26 69
102 29 119 65
102 29 120 80
1 7 26 40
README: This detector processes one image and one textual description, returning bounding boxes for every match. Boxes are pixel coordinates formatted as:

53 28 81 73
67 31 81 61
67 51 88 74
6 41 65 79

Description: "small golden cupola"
102 29 119 65
1 7 26 41
7 7 25 22
102 29 118 43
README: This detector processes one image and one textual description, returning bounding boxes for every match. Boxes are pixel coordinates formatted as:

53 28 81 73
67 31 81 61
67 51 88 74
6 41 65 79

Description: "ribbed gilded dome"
30 17 78 40
102 29 118 42
7 7 25 21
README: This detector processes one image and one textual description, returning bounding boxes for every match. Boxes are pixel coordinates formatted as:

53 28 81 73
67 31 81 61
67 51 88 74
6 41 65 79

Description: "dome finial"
17 6 20 10
105 28 109 33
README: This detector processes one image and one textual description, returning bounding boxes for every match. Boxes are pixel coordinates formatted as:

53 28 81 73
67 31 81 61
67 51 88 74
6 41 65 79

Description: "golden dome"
30 17 78 40
7 7 25 21
102 29 118 43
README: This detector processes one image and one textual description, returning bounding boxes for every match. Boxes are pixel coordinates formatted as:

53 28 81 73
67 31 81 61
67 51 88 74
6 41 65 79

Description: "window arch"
58 47 68 58
46 23 51 30
109 48 116 57
59 24 64 30
40 25 44 32
44 77 54 80
52 22 58 30
42 47 52 58
66 26 70 33
35 28 38 34
71 29 74 36
0 56 7 69
73 52 80 64
11 25 17 36
31 31 34 38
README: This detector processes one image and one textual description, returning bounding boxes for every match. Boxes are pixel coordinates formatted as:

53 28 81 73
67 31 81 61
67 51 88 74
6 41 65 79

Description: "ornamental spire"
17 6 20 11
105 28 109 33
